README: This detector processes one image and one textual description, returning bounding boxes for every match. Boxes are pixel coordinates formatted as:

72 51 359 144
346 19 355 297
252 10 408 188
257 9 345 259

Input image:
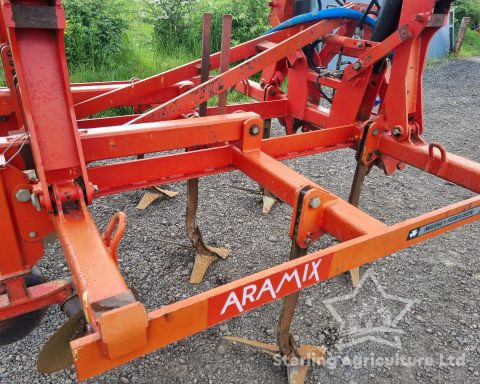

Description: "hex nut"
15 188 31 202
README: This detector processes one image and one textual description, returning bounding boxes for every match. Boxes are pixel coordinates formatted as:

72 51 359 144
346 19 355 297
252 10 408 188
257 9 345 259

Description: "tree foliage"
63 0 128 68
454 0 480 25
144 0 270 53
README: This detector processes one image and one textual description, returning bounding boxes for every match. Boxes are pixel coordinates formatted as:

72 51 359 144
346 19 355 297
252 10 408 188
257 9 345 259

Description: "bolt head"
15 188 31 202
28 231 37 238
392 127 402 136
372 128 380 136
353 62 362 70
249 125 260 136
309 197 321 209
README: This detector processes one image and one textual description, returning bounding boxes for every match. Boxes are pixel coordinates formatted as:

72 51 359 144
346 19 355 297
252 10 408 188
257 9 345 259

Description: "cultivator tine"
37 297 86 373
261 120 278 214
277 243 307 356
347 162 369 286
226 241 325 384
37 310 86 373
190 255 218 283
224 336 280 355
346 120 374 287
263 188 277 214
187 179 231 283
38 284 142 373
287 365 309 384
186 13 231 284
136 186 179 210
225 336 326 384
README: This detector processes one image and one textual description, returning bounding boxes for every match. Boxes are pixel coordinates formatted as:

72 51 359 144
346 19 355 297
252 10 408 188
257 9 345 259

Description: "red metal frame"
0 0 474 381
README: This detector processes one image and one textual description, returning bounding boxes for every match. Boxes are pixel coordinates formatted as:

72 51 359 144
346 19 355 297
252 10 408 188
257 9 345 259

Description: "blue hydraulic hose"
266 8 377 35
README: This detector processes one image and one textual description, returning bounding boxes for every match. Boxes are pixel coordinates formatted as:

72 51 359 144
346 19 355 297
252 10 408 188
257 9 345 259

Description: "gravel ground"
1 58 480 384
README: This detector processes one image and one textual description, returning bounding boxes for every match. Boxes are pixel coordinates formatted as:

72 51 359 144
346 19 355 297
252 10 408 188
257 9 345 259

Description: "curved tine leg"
262 119 279 214
225 242 326 384
187 177 231 285
347 162 369 287
276 242 306 357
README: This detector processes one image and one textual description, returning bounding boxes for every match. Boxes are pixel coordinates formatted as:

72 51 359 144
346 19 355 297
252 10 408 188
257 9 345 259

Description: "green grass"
68 2 256 111
457 28 480 58
69 4 198 83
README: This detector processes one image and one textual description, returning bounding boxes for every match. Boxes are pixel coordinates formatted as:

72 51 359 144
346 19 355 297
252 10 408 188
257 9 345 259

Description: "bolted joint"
392 126 403 137
249 125 260 136
309 197 321 209
353 61 363 70
15 188 31 203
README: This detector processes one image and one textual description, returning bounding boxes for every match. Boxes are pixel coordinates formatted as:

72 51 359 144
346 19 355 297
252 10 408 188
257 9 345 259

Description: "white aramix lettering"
220 259 323 316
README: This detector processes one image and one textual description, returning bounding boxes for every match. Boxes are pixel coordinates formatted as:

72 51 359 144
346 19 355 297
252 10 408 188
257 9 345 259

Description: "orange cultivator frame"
0 0 477 382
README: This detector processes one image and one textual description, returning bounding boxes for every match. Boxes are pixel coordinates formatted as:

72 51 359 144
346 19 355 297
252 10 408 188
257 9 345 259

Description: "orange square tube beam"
71 194 480 381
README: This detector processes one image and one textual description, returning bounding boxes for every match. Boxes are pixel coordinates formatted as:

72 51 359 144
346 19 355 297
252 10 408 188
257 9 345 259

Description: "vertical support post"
218 14 232 115
453 17 470 55
187 12 212 239
199 13 213 117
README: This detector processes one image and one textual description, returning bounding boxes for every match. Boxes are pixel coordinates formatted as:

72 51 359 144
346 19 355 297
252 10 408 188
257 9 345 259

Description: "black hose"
304 42 320 73
371 0 403 73
358 0 377 31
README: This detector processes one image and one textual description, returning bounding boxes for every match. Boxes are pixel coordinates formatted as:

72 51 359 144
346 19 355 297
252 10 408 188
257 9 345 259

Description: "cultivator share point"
0 0 476 382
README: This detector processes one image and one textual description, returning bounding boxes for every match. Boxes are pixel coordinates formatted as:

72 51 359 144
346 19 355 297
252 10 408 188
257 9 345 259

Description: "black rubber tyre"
371 0 403 73
295 0 312 16
0 268 47 346
371 0 403 42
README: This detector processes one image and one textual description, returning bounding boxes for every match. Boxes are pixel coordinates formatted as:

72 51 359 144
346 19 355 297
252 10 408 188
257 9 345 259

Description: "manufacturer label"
407 206 480 240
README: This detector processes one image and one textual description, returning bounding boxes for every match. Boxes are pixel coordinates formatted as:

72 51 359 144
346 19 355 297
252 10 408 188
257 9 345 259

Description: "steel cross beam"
71 193 480 380
73 25 307 119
